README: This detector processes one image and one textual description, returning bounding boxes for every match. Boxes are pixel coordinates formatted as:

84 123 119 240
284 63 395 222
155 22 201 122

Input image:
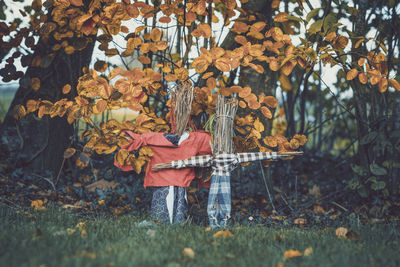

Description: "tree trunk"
0 32 95 176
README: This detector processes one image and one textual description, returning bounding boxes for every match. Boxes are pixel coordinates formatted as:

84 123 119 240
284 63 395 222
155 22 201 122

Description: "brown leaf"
62 84 72 94
30 77 41 91
85 179 119 192
94 60 108 72
389 79 400 91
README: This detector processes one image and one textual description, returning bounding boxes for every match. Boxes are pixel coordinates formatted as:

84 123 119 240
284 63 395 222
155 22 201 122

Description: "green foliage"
1 205 399 266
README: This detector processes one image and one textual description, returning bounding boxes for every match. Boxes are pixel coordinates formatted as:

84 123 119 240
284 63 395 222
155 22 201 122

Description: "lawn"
0 205 399 267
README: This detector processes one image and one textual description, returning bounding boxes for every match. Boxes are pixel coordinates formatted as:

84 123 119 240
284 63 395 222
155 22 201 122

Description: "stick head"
171 83 194 136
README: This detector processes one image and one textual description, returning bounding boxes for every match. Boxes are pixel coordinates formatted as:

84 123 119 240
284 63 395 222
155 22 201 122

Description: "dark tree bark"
0 7 95 175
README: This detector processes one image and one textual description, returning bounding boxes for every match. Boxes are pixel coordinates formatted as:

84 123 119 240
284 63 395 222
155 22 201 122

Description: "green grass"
0 205 399 267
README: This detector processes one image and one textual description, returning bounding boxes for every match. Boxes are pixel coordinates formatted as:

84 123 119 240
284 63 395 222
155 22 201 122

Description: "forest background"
0 0 399 225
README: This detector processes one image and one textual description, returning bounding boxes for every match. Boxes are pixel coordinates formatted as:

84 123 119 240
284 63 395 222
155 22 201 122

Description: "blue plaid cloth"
207 175 231 228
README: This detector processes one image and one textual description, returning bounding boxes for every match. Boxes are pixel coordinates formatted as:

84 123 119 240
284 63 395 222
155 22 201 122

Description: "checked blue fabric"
207 175 231 228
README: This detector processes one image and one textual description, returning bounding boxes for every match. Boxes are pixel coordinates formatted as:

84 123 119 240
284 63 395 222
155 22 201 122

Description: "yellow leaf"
198 23 212 38
292 134 307 146
284 249 302 259
31 199 45 211
182 248 195 259
346 69 359 80
294 218 307 225
232 21 249 34
213 230 234 238
358 58 365 66
335 227 348 238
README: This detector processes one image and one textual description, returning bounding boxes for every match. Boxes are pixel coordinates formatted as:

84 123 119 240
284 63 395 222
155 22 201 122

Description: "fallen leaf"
146 229 156 238
81 229 87 238
85 179 119 192
303 247 313 256
31 199 46 211
76 222 86 230
182 248 195 259
205 227 211 232
294 218 307 226
213 230 234 238
284 249 302 259
67 228 76 235
335 227 348 238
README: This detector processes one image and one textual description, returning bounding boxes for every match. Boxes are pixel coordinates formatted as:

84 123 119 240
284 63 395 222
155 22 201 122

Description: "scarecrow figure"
115 84 211 224
153 95 302 228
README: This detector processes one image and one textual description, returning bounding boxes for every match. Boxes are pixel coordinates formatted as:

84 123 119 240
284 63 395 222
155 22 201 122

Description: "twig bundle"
212 95 238 154
172 83 194 136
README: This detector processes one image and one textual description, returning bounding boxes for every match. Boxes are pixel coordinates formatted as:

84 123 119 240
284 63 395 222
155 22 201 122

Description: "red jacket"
114 131 211 188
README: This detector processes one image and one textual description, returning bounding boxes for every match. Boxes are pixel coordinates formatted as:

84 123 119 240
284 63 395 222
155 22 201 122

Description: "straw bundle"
172 84 194 136
212 95 238 154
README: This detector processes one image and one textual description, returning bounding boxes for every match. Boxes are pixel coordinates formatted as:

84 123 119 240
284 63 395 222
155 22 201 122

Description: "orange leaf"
261 106 272 119
358 72 367 84
239 86 251 98
232 21 249 34
263 136 277 147
206 77 217 90
358 58 365 66
70 0 83 6
335 227 348 238
293 134 307 146
249 63 264 74
202 72 214 79
213 230 234 238
250 21 267 32
150 28 162 42
215 58 230 72
263 96 278 108
138 55 151 65
30 77 41 91
284 249 302 259
159 16 171 23
239 100 247 108
269 59 280 71
290 138 300 149
62 84 72 94
234 36 247 46
96 99 107 113
346 69 359 81
389 78 400 91
198 23 212 38
378 78 388 93
165 74 177 82
182 248 195 258
274 12 289 22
